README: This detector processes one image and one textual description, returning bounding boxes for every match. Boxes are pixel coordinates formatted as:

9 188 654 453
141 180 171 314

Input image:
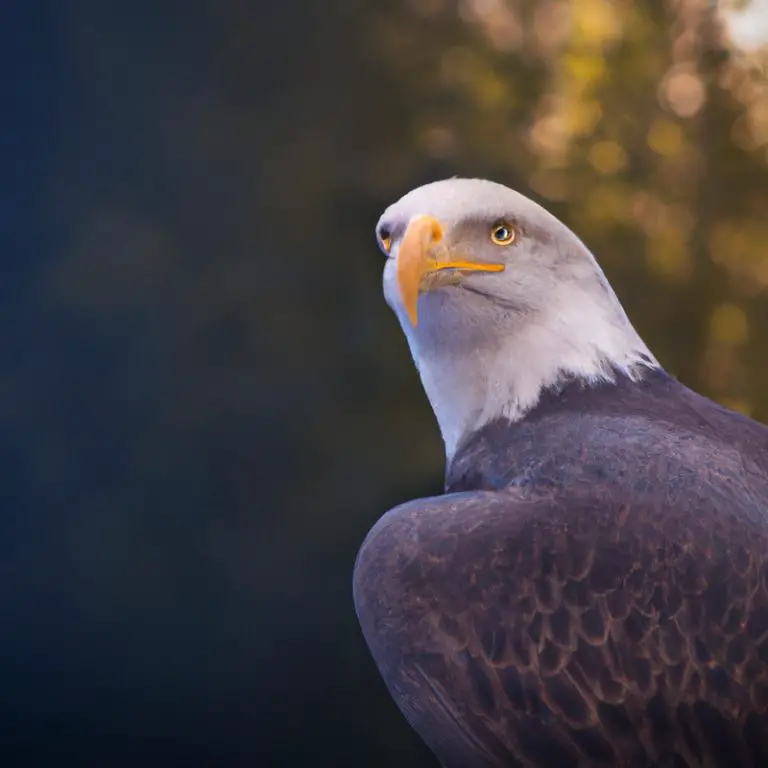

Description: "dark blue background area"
0 3 440 765
2 5 57 302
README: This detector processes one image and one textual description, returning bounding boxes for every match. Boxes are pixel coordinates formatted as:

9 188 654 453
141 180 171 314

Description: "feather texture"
354 371 768 767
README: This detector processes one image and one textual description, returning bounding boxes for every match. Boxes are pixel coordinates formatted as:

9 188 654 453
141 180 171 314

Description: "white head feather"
377 178 658 460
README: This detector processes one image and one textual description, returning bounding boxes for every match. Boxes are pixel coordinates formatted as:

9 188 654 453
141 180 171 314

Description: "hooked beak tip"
396 215 444 327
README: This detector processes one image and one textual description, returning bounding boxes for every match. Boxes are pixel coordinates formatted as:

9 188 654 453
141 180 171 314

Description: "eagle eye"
378 228 392 254
490 222 515 246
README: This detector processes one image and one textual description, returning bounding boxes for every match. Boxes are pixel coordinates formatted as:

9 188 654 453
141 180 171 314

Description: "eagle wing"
353 483 768 767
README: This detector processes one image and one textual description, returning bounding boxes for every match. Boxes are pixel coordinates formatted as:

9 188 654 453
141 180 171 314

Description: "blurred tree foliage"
4 0 768 765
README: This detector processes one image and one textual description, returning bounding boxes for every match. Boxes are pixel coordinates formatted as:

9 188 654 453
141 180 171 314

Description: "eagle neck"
411 301 658 463
444 366 674 493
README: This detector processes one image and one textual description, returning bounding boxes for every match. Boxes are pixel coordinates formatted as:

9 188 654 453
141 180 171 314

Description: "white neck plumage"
405 280 659 461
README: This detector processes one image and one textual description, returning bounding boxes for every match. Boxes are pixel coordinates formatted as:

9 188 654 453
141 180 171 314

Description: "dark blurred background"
4 1 768 765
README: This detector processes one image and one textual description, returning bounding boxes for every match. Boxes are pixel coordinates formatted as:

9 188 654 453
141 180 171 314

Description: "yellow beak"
396 215 505 326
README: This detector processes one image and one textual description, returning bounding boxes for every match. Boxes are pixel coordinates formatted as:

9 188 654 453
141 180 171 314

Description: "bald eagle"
353 179 768 767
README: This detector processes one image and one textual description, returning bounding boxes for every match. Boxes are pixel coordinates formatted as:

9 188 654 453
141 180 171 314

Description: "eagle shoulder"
353 480 768 766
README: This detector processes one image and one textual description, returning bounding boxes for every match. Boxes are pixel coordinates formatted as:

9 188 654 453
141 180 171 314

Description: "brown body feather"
354 370 768 767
